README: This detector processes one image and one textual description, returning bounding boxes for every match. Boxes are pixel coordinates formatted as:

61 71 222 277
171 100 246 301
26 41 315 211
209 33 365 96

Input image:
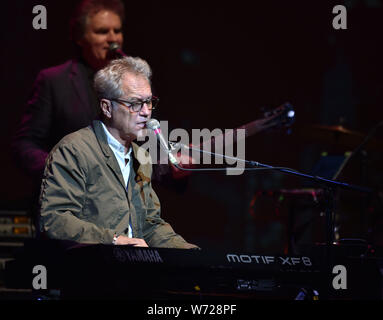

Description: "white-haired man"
39 56 197 249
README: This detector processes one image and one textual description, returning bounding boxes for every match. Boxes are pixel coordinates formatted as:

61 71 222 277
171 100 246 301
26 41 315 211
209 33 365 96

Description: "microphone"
109 42 127 58
146 119 178 166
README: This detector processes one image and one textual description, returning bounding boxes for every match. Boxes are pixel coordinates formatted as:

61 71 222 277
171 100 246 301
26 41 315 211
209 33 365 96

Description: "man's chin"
135 128 148 142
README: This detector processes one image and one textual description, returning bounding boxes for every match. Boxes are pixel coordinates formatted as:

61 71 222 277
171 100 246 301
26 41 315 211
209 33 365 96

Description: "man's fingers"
130 238 148 247
116 236 148 247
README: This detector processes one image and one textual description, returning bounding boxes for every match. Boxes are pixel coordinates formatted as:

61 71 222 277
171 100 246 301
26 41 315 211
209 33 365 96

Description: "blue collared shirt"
101 122 133 238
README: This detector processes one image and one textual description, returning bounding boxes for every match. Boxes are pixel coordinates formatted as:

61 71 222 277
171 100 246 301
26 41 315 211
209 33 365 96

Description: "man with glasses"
38 56 197 248
12 0 188 236
12 0 127 235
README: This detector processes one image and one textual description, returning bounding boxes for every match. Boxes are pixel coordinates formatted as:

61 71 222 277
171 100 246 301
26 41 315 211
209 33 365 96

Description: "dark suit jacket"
12 59 99 182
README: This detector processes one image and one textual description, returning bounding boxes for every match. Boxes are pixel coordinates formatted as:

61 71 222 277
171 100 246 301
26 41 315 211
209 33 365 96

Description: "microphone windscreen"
146 119 160 130
109 42 120 51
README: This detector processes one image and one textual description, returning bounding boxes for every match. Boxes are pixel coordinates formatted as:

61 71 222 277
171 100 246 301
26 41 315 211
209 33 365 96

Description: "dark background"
2 0 383 253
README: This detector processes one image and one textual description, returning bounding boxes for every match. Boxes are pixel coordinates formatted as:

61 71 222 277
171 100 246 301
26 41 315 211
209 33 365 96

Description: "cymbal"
298 124 383 151
312 124 364 137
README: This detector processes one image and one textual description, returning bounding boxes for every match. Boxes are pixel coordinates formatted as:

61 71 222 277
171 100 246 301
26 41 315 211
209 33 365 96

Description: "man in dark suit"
12 0 125 184
11 0 127 232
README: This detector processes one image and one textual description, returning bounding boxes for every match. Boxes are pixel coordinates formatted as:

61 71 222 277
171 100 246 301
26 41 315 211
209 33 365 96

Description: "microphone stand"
249 162 375 299
172 143 373 246
173 143 375 298
168 139 378 296
245 160 372 246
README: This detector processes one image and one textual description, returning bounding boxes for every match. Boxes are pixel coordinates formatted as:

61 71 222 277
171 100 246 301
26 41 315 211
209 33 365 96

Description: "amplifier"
0 211 34 239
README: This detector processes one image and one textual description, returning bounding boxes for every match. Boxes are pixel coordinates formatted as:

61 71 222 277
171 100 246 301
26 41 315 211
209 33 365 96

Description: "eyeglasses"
110 96 159 113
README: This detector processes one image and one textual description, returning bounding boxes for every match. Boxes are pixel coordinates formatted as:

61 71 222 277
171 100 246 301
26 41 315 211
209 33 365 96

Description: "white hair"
94 56 152 100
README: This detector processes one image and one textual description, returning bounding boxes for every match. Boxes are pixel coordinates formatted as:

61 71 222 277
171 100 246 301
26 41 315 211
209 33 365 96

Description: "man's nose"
139 103 151 116
107 30 119 43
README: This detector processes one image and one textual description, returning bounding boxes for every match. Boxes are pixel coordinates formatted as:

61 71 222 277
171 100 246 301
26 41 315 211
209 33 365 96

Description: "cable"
169 142 373 194
170 143 302 173
171 165 298 172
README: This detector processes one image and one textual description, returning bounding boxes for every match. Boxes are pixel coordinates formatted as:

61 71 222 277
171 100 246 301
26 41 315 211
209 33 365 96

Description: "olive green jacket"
39 120 197 249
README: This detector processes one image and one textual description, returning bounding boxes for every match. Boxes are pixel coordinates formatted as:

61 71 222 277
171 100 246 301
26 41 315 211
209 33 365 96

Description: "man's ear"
75 36 86 50
100 99 112 118
76 38 83 47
